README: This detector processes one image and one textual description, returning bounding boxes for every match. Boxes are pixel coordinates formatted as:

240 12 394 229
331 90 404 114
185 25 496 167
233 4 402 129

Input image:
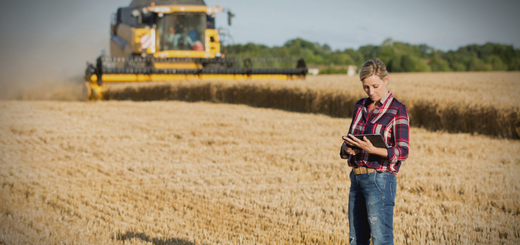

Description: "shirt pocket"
373 123 387 136
353 123 365 133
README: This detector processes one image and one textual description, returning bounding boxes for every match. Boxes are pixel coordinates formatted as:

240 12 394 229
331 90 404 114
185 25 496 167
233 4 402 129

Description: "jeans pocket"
384 179 397 206
374 171 385 194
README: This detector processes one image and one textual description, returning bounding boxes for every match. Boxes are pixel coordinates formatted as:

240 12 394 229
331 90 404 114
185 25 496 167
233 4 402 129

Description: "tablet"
343 134 389 149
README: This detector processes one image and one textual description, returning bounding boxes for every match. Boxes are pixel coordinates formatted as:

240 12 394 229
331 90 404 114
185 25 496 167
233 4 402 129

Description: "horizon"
222 37 518 53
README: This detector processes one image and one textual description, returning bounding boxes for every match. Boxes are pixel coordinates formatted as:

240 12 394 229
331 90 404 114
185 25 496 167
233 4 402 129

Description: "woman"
340 58 410 245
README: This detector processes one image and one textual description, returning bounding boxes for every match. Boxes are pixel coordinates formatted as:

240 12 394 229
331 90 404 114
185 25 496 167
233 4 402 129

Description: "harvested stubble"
1 100 519 244
105 72 520 139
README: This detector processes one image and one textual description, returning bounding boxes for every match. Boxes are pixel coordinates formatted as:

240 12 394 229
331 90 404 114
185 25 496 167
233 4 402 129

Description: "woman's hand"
343 134 374 153
342 142 360 155
343 134 388 158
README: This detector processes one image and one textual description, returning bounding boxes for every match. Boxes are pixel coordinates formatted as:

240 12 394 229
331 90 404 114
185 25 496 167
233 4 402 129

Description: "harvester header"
84 0 307 100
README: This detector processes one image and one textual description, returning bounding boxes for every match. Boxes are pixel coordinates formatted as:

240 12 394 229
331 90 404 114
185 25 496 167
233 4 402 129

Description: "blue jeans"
348 170 397 245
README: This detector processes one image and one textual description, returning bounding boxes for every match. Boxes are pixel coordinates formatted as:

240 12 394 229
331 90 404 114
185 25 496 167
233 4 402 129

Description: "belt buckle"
353 167 368 175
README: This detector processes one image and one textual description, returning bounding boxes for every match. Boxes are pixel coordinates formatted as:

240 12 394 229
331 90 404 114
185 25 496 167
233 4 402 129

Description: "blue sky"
0 0 519 84
206 0 520 50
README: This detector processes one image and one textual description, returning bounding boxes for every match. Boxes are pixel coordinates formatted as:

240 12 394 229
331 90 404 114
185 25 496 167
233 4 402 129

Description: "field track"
104 72 520 139
1 100 519 244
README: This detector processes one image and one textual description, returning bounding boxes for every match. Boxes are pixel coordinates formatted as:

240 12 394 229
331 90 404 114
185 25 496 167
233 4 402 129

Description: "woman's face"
362 75 389 103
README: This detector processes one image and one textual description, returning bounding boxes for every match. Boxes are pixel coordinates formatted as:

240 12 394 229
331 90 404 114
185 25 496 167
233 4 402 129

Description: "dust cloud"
0 79 85 101
0 0 127 101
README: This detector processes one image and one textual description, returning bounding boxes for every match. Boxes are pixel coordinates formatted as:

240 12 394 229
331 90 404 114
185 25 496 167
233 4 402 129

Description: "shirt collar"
379 91 393 105
365 91 393 107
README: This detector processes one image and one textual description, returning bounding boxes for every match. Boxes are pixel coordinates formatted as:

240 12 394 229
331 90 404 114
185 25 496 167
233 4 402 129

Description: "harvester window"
141 12 154 26
116 8 122 24
206 14 215 29
157 13 206 51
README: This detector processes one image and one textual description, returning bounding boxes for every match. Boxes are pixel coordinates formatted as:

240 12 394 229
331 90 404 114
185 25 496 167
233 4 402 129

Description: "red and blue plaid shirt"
340 92 410 175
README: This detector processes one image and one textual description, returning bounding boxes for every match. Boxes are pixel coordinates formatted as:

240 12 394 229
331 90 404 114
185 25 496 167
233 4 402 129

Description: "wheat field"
105 72 520 139
1 99 519 244
107 72 520 107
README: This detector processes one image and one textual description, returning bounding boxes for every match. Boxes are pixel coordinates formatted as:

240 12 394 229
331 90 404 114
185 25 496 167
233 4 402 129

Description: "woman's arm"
387 105 410 163
366 144 388 158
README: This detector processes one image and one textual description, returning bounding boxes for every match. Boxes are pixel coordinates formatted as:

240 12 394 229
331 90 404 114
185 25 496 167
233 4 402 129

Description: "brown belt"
352 166 377 175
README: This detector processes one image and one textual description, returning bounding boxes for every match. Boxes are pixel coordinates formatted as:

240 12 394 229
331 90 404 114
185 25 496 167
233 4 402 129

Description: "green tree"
486 55 507 71
223 38 519 74
429 56 450 72
387 54 416 72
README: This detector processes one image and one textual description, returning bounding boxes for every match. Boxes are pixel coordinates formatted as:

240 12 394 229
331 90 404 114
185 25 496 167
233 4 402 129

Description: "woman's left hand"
343 134 375 154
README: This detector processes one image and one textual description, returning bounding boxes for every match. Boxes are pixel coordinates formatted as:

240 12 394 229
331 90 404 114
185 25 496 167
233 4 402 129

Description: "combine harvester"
85 0 307 100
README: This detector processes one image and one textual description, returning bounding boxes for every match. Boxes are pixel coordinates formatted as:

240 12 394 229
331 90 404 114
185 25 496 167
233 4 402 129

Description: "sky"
0 0 519 91
208 0 520 51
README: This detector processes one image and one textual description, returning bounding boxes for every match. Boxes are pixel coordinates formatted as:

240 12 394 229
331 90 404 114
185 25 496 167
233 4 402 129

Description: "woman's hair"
359 58 388 81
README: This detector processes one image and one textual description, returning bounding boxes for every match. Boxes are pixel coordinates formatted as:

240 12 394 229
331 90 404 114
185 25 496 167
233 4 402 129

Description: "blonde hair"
359 58 388 81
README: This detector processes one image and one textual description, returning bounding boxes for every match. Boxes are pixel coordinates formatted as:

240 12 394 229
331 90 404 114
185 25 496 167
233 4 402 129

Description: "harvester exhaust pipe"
227 11 234 25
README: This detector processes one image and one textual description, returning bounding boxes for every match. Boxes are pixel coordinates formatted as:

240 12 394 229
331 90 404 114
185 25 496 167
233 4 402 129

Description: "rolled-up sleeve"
340 142 349 159
387 105 410 163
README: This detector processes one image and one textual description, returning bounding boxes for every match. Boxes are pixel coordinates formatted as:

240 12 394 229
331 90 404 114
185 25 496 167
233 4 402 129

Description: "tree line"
223 38 520 73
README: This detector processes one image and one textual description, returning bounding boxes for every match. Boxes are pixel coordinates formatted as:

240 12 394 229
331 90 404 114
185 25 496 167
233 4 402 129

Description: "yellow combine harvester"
85 0 307 100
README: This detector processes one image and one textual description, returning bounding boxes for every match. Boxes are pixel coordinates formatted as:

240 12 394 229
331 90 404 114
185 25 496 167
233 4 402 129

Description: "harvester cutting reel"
84 56 307 100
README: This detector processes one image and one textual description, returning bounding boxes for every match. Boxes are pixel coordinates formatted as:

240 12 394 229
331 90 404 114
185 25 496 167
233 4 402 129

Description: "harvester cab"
84 0 307 100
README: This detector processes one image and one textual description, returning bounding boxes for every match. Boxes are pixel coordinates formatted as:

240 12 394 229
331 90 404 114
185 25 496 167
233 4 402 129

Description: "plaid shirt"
340 92 410 175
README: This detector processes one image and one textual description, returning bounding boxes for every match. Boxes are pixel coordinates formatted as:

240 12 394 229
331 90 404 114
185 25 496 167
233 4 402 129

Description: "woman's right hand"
346 147 360 155
342 142 360 155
